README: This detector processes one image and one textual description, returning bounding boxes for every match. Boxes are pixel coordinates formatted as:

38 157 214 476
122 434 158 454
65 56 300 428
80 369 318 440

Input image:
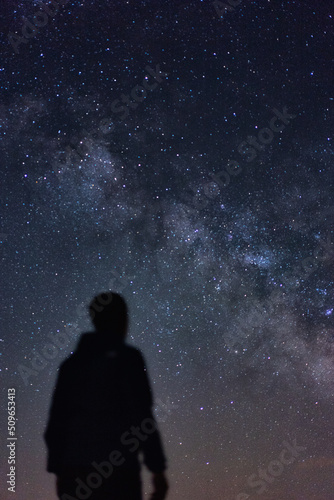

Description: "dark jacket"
44 332 167 475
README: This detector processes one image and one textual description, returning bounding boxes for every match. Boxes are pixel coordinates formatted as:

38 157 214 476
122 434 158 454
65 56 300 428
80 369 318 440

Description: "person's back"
44 292 168 500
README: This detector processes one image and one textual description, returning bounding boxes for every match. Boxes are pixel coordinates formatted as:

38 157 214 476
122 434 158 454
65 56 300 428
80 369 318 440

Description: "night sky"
1 1 334 499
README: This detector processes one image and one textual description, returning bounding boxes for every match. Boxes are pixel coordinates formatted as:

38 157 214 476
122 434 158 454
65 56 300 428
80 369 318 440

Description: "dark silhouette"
44 292 168 500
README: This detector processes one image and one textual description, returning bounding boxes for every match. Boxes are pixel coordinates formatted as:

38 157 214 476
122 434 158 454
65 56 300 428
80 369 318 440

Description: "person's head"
88 292 128 339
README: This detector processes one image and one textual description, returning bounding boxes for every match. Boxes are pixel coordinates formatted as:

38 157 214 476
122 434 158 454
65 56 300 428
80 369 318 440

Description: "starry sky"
0 1 334 499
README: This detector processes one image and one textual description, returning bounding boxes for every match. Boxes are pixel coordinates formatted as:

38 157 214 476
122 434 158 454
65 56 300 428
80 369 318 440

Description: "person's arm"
132 351 169 498
151 471 169 500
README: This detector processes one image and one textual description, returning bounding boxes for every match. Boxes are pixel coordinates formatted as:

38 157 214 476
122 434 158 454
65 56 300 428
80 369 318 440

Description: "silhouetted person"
44 292 168 500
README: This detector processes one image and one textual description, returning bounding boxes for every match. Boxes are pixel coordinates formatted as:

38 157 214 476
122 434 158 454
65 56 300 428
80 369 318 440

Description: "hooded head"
88 292 128 340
